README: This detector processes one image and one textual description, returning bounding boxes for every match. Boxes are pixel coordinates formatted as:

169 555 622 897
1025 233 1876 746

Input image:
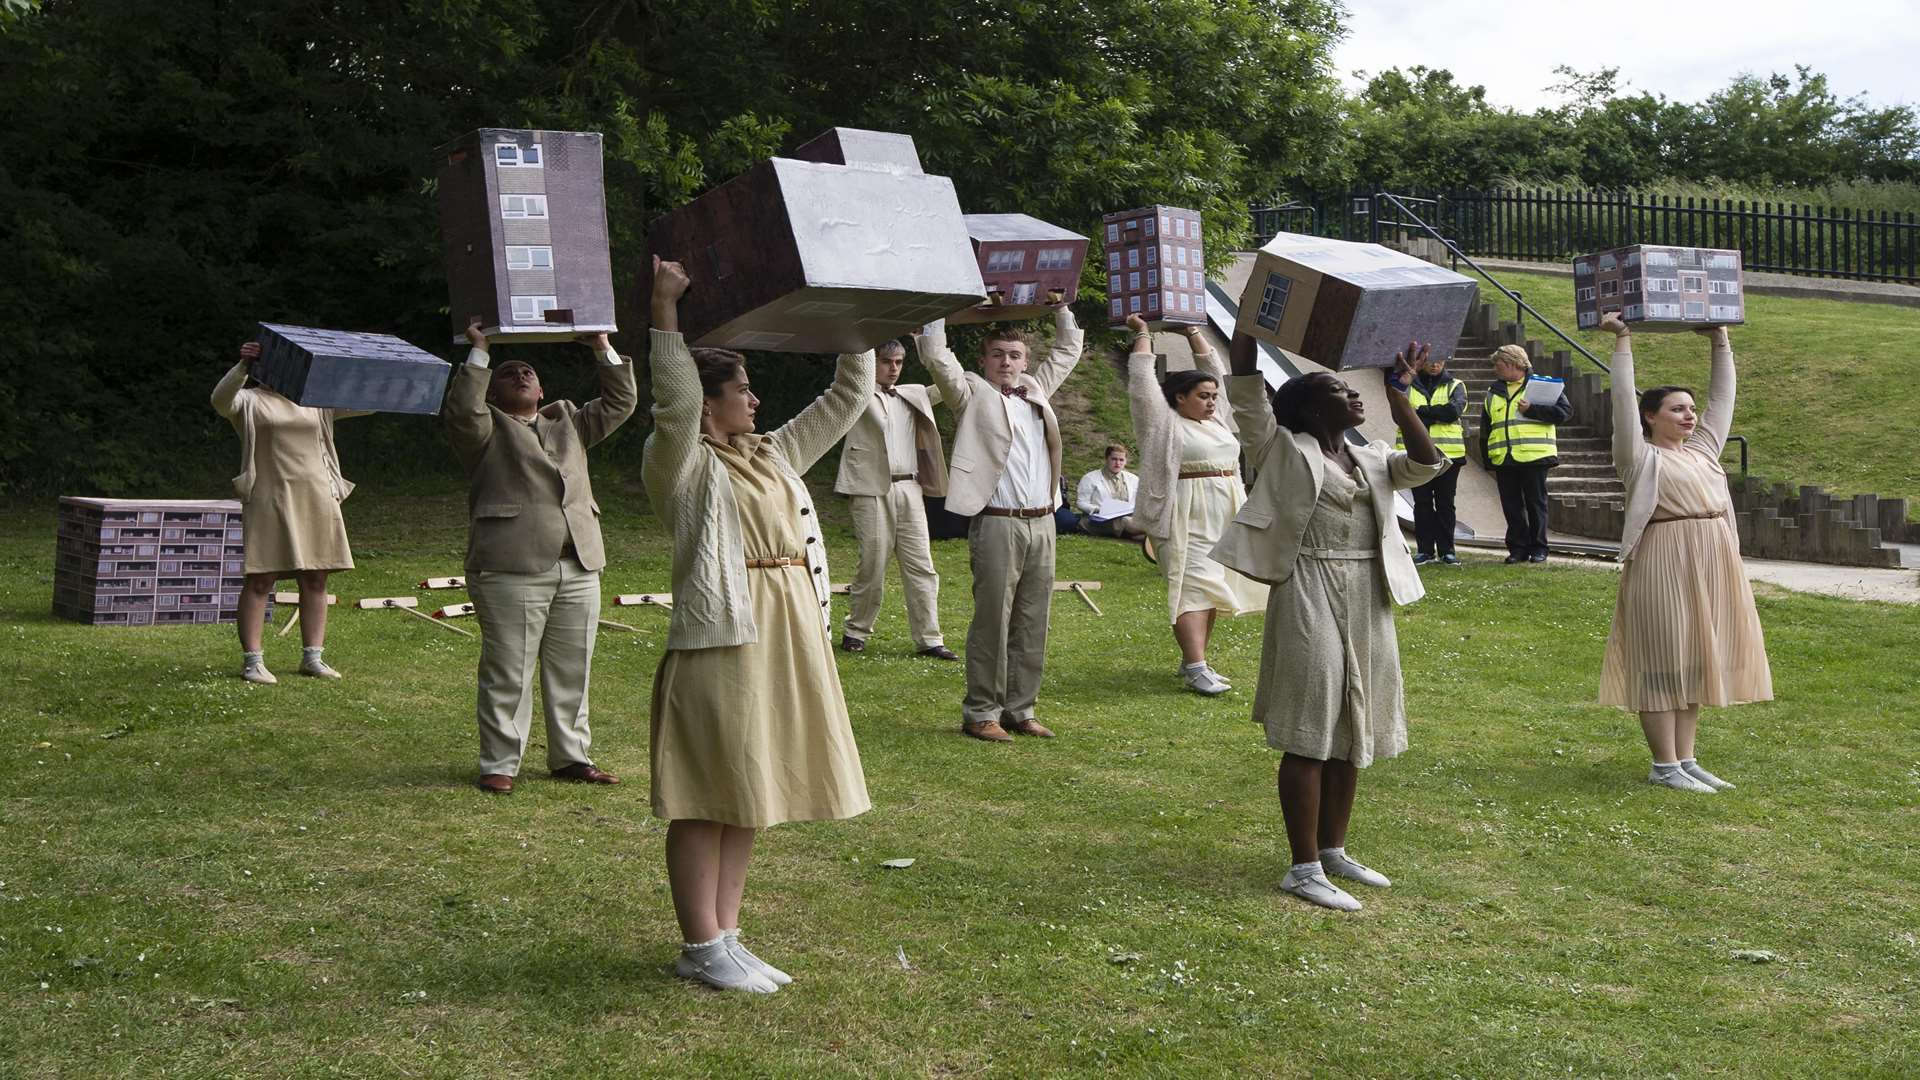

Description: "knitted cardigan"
1610 335 1737 562
210 361 361 502
641 329 873 650
1124 339 1232 540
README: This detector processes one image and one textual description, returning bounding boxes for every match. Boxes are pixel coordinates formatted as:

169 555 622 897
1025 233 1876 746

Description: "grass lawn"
3 486 1918 1078
1473 270 1920 517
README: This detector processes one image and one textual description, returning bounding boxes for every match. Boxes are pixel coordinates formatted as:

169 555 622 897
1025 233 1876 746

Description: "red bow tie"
999 384 1028 399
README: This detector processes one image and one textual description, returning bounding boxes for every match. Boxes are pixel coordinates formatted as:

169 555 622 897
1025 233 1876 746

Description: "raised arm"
1122 314 1167 452
913 319 974 417
570 331 639 448
1695 326 1735 455
1030 305 1085 398
1226 331 1278 453
639 259 705 507
442 318 496 464
1385 342 1443 467
1602 313 1644 483
211 342 255 422
770 348 876 474
1183 323 1235 434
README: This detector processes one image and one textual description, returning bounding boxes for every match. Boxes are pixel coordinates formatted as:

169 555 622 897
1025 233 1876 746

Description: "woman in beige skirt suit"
1597 314 1771 793
1211 335 1448 912
212 341 365 684
641 258 873 994
1120 314 1266 695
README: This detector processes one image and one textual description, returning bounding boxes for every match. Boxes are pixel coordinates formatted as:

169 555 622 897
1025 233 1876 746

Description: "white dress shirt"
1076 468 1138 514
878 391 917 476
466 346 622 368
987 391 1050 510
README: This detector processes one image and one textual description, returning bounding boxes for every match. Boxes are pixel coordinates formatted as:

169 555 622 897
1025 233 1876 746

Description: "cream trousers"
468 557 601 776
963 514 1055 727
844 480 943 647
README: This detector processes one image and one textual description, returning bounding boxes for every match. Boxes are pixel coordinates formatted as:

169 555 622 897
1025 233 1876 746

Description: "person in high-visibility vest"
1481 344 1573 563
1396 346 1467 564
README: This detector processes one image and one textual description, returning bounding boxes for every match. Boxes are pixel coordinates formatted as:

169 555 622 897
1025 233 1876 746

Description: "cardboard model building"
53 498 249 626
1102 205 1206 328
1236 232 1478 370
253 323 452 415
436 128 618 343
643 127 986 354
946 213 1089 325
1573 245 1745 332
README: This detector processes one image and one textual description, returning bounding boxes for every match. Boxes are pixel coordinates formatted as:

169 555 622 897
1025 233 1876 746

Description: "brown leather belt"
1648 511 1725 525
980 506 1052 518
890 473 915 482
745 556 800 569
1179 468 1236 480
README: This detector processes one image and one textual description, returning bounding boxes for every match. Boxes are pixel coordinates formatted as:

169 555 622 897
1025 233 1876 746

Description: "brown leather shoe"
1002 717 1056 738
477 773 514 794
962 719 1013 742
552 762 621 784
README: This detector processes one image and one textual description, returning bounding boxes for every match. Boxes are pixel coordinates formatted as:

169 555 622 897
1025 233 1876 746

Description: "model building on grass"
947 213 1088 324
1573 245 1744 331
253 324 452 415
436 128 617 343
53 498 250 626
643 127 985 354
1237 232 1477 370
1102 205 1206 327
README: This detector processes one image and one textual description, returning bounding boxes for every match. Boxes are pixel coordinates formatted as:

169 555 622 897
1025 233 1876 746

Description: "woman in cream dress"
1596 314 1771 793
641 257 872 994
211 341 365 684
1121 314 1266 695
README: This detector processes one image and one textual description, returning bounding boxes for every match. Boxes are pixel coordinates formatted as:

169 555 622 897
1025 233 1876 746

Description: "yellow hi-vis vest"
1484 379 1558 466
1396 378 1467 460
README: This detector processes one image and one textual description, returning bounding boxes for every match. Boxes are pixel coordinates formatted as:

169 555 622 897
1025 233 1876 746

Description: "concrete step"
1548 478 1626 494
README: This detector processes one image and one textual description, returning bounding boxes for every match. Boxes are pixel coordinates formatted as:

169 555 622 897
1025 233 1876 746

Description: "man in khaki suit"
833 338 958 659
914 307 1084 741
446 319 637 793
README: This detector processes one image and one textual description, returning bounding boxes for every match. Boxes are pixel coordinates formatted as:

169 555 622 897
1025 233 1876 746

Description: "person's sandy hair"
690 348 747 397
1102 443 1129 459
981 325 1031 354
875 338 907 358
1491 344 1532 372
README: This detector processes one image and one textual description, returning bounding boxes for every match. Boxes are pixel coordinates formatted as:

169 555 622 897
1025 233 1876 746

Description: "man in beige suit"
833 338 958 659
914 307 1085 741
446 319 637 793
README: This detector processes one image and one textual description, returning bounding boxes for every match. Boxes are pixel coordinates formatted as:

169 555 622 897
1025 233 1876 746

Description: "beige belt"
745 557 800 569
1179 468 1236 480
1300 546 1377 560
1648 511 1725 525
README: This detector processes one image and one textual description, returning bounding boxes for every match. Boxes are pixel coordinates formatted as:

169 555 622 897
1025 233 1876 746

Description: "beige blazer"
642 330 873 651
211 362 362 502
1209 374 1445 605
833 383 948 497
1610 335 1738 562
1125 341 1231 539
913 313 1085 517
442 350 637 574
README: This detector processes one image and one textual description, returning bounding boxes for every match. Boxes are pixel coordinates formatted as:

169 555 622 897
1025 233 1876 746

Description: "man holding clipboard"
1481 344 1573 563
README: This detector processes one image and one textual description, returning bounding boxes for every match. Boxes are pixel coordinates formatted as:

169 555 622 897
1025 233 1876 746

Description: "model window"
1179 293 1192 312
1129 294 1142 313
521 145 541 166
1577 311 1598 328
1108 251 1120 271
1035 248 1071 270
1109 273 1122 293
1128 271 1140 290
1146 246 1157 266
1144 218 1156 237
1600 280 1617 297
1650 277 1680 293
1625 304 1645 320
1710 304 1740 320
509 295 558 323
1646 251 1675 269
1174 269 1186 288
1171 218 1184 238
1146 269 1158 288
1598 254 1616 271
495 144 519 166
1175 247 1188 267
986 250 1026 272
1709 254 1739 269
1110 298 1123 318
505 246 553 270
1011 282 1038 304
1683 301 1707 318
1709 279 1739 295
1161 245 1171 264
1255 271 1292 331
1575 287 1595 301
501 194 548 219
1681 274 1703 292
1574 261 1593 277
1679 249 1702 269
1127 248 1140 268
1625 252 1641 269
1649 303 1680 318
1107 224 1119 243
1623 280 1640 295
1147 293 1159 312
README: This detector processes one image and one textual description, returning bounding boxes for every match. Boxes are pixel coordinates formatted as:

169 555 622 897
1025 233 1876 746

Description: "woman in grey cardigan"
1596 314 1771 792
1120 314 1266 695
642 257 875 993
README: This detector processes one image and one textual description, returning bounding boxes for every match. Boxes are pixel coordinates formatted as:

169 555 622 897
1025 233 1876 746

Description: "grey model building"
1237 232 1478 370
253 323 452 415
948 213 1089 325
643 127 986 354
53 498 250 626
435 128 618 343
1573 245 1745 331
1102 205 1206 328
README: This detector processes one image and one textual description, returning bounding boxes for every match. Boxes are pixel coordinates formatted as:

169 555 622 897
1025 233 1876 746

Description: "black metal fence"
1251 188 1920 285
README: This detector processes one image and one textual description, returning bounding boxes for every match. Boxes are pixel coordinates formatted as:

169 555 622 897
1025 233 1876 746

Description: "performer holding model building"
1212 334 1446 912
1120 314 1266 695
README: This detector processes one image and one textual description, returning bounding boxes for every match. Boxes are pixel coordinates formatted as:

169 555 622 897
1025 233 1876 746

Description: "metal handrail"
1370 191 1610 375
1725 434 1749 479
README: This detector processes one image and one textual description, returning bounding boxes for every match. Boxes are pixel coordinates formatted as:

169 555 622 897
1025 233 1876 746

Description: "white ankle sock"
242 650 265 670
1285 860 1323 884
302 646 324 663
1651 760 1682 777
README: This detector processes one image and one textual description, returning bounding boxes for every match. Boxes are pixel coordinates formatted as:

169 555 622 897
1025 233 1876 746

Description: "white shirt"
1076 468 1138 514
466 346 622 368
878 390 917 477
987 390 1051 511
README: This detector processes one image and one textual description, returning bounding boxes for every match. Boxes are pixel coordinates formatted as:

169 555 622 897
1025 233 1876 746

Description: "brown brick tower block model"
53 498 251 626
254 323 452 415
1237 232 1478 370
436 129 618 344
948 213 1089 325
1573 245 1745 332
1101 205 1206 328
642 127 986 354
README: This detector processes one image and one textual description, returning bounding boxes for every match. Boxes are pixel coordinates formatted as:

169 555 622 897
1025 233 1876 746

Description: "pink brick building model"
53 498 251 626
1102 205 1206 328
1573 245 1745 332
947 213 1088 325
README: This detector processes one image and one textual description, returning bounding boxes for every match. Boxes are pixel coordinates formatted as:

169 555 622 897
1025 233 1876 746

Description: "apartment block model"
436 128 618 343
1573 245 1745 331
253 323 452 415
53 498 251 626
947 213 1088 324
642 127 986 353
1237 232 1478 370
1102 205 1206 327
